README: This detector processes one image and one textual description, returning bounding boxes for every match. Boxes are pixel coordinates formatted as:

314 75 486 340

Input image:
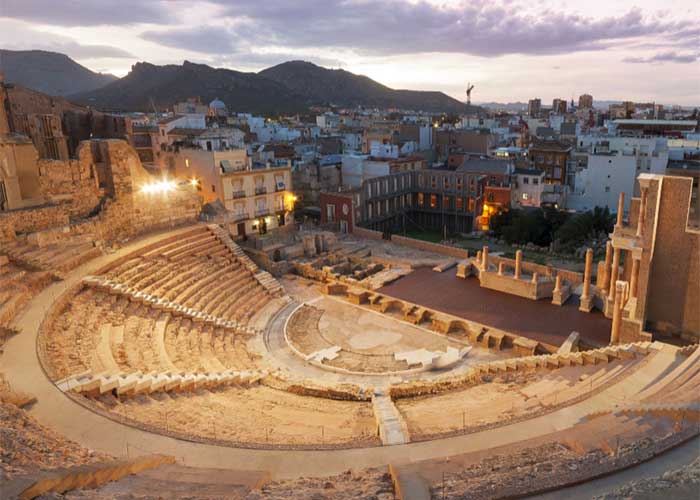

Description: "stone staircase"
56 368 267 399
372 391 410 446
81 276 259 336
207 224 287 298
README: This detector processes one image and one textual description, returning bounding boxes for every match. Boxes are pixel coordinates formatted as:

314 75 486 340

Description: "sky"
0 0 698 105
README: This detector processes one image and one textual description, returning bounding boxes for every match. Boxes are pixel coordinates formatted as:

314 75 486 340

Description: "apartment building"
355 169 483 234
529 139 573 185
165 148 294 237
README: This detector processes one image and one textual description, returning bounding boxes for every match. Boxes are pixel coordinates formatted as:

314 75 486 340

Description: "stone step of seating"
56 368 267 398
81 276 259 336
393 342 659 395
140 227 211 258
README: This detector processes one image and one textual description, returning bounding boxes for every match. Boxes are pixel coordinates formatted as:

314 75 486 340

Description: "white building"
316 113 340 130
567 149 668 212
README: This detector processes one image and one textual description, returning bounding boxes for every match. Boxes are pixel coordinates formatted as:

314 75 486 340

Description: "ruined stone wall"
2 139 201 244
37 151 101 219
353 226 383 240
0 203 69 234
390 235 470 259
75 140 201 244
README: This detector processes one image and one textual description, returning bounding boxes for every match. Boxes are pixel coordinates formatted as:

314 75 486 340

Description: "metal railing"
255 186 267 195
232 190 246 199
255 208 270 217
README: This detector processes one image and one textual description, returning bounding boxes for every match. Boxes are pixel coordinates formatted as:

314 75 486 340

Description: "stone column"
514 250 522 279
608 246 621 301
630 257 640 299
615 192 625 228
482 246 489 270
636 187 648 238
553 275 562 293
610 281 627 344
581 248 593 300
601 241 613 291
498 262 504 275
531 272 538 283
476 250 482 264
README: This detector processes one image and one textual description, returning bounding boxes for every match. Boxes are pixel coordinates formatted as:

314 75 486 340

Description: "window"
605 186 610 192
431 176 437 189
533 178 539 185
430 194 437 208
326 204 336 222
212 185 216 193
522 193 529 200
443 196 449 208
468 198 475 211
443 177 449 189
523 177 529 184
418 193 424 206
456 177 463 190
456 197 463 210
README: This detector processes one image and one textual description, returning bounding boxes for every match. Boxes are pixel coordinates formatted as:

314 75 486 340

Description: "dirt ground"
92 385 380 448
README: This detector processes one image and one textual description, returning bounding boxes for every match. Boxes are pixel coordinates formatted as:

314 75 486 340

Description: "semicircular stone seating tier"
44 225 285 398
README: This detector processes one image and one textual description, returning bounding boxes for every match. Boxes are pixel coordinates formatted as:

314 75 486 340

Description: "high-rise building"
578 94 593 109
527 98 541 117
552 98 567 115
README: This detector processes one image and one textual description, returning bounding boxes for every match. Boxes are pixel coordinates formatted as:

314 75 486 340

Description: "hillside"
73 60 476 115
0 49 117 96
260 60 475 113
70 61 303 115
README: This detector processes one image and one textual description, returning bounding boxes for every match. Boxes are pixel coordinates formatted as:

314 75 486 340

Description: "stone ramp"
73 463 271 500
389 464 431 500
2 454 175 500
373 392 410 446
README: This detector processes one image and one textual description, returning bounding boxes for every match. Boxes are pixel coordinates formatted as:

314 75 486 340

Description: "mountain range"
0 50 476 115
0 49 118 96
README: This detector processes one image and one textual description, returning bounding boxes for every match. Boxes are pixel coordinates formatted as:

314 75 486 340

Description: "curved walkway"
1 226 691 480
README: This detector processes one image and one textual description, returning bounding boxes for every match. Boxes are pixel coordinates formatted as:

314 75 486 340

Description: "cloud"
0 0 174 26
0 21 134 59
170 0 694 58
141 27 240 54
623 51 699 64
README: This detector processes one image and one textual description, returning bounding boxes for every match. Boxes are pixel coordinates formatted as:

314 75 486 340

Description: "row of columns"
485 246 523 279
615 187 649 237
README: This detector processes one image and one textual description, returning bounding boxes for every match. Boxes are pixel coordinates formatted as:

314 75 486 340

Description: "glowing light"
140 180 177 194
190 178 199 186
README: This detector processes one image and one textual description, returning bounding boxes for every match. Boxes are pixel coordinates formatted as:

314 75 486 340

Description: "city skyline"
0 0 699 106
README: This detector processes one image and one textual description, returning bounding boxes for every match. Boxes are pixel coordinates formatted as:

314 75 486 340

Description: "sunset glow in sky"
0 0 698 105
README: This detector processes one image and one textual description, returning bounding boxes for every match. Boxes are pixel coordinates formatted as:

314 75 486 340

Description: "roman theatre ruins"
1 135 698 498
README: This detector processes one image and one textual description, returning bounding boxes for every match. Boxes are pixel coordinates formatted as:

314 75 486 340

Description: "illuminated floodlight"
190 178 199 186
140 180 177 194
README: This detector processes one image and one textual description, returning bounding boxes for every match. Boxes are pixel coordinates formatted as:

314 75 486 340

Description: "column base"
552 286 571 306
578 294 594 312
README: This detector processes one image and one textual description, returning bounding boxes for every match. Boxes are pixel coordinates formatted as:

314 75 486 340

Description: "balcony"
255 186 267 195
232 190 246 199
232 211 249 222
255 208 270 217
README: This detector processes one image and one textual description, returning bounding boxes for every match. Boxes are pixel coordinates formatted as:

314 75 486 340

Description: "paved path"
1 226 690 481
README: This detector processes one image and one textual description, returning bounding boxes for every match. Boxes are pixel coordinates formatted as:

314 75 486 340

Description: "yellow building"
166 148 294 237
